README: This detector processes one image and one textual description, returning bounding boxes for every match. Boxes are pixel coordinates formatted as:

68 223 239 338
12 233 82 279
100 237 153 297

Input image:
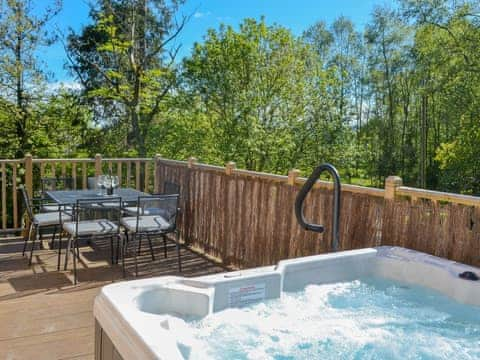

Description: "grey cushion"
122 207 166 216
121 215 171 233
41 204 72 212
63 219 118 236
34 212 72 226
101 202 122 208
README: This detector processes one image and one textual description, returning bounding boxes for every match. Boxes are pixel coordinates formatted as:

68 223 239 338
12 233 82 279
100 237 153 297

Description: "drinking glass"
103 176 112 192
97 175 105 194
112 176 119 189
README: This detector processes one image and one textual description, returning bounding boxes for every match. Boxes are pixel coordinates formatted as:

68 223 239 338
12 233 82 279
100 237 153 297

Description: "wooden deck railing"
1 154 479 268
155 158 480 268
0 154 157 232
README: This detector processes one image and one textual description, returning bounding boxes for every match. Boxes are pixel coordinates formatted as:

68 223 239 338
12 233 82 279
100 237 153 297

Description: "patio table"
46 188 150 206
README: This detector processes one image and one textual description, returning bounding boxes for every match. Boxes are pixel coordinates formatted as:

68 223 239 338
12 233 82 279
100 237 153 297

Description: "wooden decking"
0 235 226 359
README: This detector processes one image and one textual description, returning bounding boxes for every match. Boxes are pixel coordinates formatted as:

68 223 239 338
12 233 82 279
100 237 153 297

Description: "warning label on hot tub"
228 283 266 307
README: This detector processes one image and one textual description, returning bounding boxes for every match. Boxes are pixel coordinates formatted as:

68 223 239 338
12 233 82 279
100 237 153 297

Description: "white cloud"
194 11 211 19
46 81 83 93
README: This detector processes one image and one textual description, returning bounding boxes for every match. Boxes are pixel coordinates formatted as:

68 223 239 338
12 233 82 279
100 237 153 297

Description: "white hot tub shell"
93 246 480 360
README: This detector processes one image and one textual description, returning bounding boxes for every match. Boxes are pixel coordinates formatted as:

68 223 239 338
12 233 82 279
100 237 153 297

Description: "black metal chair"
20 186 71 266
38 177 74 250
123 181 180 216
163 181 180 195
121 194 181 276
61 197 122 284
87 177 97 190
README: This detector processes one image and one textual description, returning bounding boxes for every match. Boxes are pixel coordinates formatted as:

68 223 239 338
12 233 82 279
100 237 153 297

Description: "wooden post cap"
94 153 102 176
385 176 403 200
225 161 236 175
287 169 301 185
188 157 198 168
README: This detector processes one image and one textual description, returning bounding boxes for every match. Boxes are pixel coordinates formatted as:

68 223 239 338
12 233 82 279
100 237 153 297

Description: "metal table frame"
46 188 149 206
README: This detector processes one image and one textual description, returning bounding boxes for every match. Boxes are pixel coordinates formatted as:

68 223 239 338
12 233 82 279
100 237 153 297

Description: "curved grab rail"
294 163 341 251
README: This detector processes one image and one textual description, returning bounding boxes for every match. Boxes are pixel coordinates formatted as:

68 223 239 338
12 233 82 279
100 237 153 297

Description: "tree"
407 0 480 192
0 0 61 157
363 6 413 183
302 17 364 181
67 0 187 156
183 18 312 172
436 118 480 194
29 90 94 157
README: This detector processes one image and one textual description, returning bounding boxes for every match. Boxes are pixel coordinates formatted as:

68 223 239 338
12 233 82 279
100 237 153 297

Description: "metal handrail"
295 163 341 251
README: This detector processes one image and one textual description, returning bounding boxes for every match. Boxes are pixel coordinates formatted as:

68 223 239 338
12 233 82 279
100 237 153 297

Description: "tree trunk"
14 4 27 158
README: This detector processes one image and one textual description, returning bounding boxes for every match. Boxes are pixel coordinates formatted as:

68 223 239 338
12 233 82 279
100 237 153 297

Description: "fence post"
225 161 236 175
154 154 161 193
385 176 402 200
23 154 33 235
95 154 102 177
287 169 301 186
188 157 197 169
24 153 33 199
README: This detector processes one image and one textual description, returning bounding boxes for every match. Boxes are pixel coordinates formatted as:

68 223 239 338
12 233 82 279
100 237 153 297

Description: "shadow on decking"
0 234 227 359
0 234 226 296
8 271 72 292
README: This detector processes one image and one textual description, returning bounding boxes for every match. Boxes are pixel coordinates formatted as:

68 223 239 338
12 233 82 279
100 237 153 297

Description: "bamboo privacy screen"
156 158 480 268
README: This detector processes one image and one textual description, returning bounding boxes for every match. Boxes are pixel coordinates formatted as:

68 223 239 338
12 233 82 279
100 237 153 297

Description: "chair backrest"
41 177 74 194
72 197 122 237
40 177 74 208
136 194 179 232
87 177 97 190
163 181 180 195
20 186 34 221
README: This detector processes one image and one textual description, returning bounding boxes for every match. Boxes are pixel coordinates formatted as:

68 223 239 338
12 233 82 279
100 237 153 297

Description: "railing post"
24 153 33 199
287 169 301 186
188 157 198 169
154 154 161 193
23 154 33 235
385 176 402 200
95 154 102 177
225 161 236 175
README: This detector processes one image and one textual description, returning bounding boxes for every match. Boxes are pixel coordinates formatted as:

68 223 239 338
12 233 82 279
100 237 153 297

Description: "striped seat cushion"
121 215 171 233
34 212 71 226
41 204 72 212
63 219 118 236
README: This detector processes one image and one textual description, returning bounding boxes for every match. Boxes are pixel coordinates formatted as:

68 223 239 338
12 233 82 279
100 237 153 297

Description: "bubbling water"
168 278 480 360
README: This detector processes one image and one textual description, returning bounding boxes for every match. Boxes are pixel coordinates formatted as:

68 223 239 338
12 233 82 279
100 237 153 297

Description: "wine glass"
112 175 119 189
96 175 105 194
103 175 112 193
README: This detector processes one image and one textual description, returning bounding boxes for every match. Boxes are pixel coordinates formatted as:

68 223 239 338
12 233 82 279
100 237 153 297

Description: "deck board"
0 235 226 359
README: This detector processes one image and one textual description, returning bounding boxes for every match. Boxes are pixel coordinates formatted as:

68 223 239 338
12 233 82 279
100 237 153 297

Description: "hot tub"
94 247 480 359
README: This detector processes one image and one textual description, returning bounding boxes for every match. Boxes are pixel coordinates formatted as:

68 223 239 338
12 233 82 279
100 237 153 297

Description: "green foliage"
28 91 95 157
67 0 186 156
436 118 480 194
0 99 20 158
182 18 308 171
181 18 357 175
0 0 61 157
2 0 480 196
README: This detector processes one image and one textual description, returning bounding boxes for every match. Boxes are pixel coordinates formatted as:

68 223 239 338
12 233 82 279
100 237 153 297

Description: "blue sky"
37 0 383 83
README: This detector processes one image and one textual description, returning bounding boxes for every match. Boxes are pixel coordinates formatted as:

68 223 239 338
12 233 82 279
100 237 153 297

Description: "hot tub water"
170 278 480 360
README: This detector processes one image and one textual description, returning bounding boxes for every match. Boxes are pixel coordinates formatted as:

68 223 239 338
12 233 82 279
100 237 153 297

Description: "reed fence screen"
156 159 480 268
